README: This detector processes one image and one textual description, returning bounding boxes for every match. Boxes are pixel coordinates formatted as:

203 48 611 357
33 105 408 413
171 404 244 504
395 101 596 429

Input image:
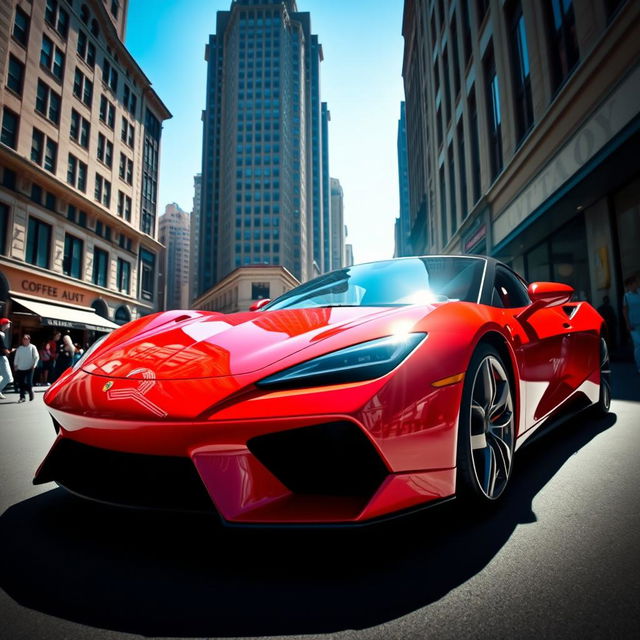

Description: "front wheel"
456 345 515 505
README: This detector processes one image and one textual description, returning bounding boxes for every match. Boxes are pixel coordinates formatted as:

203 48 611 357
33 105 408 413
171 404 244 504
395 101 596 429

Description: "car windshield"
264 257 486 310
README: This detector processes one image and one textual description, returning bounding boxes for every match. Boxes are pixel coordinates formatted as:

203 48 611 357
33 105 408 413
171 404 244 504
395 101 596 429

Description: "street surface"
1 364 639 640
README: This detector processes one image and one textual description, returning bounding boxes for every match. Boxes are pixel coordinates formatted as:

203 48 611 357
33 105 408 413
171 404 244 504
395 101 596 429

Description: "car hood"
81 305 436 380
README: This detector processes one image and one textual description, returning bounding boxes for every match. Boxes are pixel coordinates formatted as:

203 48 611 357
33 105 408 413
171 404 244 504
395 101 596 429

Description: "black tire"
456 344 516 506
593 336 612 416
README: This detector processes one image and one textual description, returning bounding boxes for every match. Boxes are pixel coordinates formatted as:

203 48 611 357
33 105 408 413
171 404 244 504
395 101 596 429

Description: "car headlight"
72 333 109 372
257 333 427 390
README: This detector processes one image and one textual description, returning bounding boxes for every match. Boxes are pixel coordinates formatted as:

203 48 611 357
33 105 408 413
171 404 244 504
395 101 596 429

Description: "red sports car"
34 256 610 525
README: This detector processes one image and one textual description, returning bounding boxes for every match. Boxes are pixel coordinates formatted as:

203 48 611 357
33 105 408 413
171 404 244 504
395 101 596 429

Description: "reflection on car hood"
82 305 436 380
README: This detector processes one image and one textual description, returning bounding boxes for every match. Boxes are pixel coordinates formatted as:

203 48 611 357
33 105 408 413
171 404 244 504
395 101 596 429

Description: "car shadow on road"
0 411 616 638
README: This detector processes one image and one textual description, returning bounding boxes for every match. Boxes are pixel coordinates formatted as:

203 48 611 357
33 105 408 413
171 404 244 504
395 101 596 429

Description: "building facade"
158 202 190 310
402 0 639 318
192 264 299 315
0 0 170 348
197 0 327 305
189 172 201 304
395 101 412 257
329 177 344 271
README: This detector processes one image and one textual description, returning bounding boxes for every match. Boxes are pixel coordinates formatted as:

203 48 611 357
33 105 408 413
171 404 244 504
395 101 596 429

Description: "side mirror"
515 282 574 322
249 298 271 312
527 282 575 307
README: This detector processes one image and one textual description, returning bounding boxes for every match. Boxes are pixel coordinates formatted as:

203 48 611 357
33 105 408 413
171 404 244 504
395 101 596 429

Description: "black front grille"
34 438 215 512
247 421 388 497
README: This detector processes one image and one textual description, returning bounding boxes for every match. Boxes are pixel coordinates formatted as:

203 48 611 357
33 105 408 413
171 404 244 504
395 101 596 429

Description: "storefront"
0 265 121 352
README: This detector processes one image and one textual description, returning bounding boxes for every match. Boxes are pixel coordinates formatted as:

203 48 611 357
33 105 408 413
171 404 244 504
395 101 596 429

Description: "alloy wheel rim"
600 338 611 411
469 356 515 499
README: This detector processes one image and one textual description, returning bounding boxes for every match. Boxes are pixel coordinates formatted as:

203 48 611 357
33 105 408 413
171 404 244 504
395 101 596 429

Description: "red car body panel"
35 259 605 526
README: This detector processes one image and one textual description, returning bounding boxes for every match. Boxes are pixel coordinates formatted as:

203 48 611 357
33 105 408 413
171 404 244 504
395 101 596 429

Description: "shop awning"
11 297 120 332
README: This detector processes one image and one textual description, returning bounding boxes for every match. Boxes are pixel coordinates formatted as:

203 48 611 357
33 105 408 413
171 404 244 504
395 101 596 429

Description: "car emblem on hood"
102 381 114 392
105 367 168 417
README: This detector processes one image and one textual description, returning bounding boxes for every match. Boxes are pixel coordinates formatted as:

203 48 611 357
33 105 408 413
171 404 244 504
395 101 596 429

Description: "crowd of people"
0 319 87 401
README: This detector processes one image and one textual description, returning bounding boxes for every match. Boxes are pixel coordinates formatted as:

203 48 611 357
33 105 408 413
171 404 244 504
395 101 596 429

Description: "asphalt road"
1 364 639 640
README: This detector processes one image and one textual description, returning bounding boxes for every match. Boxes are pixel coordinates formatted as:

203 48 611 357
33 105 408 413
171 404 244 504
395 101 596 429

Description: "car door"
489 267 576 433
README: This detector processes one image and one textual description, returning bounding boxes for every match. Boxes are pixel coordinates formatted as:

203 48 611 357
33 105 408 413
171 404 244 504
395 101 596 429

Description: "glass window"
93 247 109 287
31 128 44 164
491 267 530 308
139 248 155 300
0 202 8 255
266 257 487 310
545 0 579 93
507 0 534 143
44 138 57 173
13 7 30 47
117 258 130 293
26 217 52 268
7 56 25 95
484 44 503 180
63 233 83 279
1 109 19 149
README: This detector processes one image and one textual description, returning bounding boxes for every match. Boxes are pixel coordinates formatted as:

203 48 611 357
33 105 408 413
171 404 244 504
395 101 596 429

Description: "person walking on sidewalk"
623 274 640 374
0 318 14 400
14 334 39 402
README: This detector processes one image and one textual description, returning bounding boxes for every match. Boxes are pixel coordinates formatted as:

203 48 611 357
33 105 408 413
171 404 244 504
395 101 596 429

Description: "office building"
0 0 170 346
402 0 639 314
197 0 326 304
329 177 344 270
158 202 190 310
189 172 201 304
395 101 412 257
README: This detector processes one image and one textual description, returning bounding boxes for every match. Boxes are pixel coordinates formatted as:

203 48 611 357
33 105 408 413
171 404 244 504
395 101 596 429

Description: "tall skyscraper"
197 0 327 300
158 203 190 310
395 101 411 257
321 102 331 272
189 173 202 303
0 0 170 343
329 177 344 271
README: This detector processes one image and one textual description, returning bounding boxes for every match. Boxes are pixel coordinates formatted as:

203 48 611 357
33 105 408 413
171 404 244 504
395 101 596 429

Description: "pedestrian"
623 274 640 374
38 342 52 385
14 334 39 402
46 331 60 383
52 331 74 381
0 317 14 399
597 295 618 350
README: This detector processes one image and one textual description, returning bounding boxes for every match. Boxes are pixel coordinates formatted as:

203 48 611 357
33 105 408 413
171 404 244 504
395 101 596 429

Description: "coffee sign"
19 279 86 303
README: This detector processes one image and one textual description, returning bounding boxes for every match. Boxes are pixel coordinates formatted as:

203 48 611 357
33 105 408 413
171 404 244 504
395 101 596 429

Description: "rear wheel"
594 336 611 415
456 345 515 505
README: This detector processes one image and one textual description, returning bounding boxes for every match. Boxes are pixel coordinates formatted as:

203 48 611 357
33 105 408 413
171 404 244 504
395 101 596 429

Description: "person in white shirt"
14 334 39 402
623 274 640 374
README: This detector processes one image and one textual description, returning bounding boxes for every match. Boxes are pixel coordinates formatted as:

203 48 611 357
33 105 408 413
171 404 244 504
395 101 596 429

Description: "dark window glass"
457 121 468 219
440 165 447 246
139 248 155 300
31 128 44 164
451 18 461 97
13 7 30 46
117 258 130 293
545 0 579 93
507 0 534 143
484 44 503 180
63 234 83 279
461 0 472 64
30 183 43 204
1 109 19 149
27 217 52 268
469 89 481 203
448 144 457 234
0 202 9 255
476 0 489 23
93 247 109 287
44 138 57 173
7 56 25 95
251 282 270 299
492 266 530 308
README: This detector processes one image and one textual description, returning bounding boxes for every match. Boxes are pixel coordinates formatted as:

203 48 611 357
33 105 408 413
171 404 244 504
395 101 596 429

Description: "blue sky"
126 0 406 264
